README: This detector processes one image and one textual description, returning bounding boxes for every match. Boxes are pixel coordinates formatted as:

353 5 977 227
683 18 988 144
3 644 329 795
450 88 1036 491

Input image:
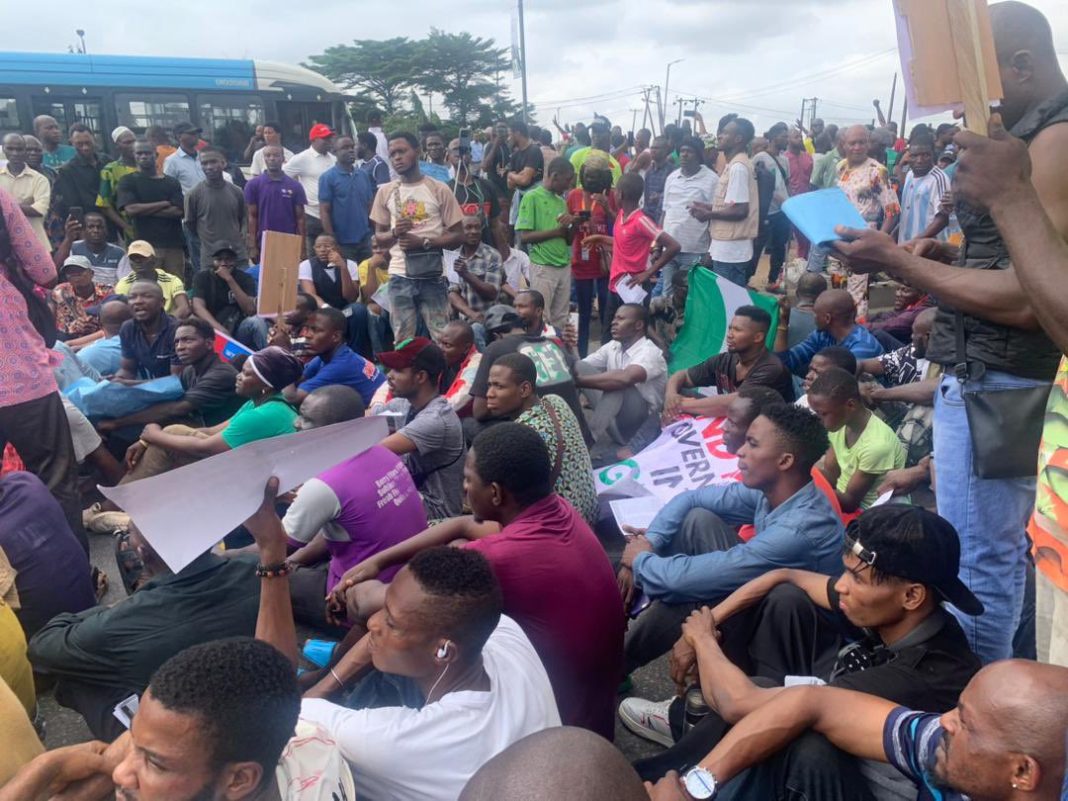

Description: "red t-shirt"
609 207 663 291
466 494 625 739
566 188 617 280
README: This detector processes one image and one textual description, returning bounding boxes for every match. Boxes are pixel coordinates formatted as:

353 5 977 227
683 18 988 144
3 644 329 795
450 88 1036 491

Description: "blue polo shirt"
300 344 385 404
317 165 374 246
780 323 884 376
118 315 181 379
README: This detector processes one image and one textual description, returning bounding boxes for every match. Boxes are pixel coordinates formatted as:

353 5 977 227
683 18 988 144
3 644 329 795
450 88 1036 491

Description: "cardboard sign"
256 230 302 318
894 0 1003 130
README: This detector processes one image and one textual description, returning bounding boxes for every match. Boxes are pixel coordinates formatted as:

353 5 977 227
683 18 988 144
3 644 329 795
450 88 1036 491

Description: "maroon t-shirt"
466 494 624 739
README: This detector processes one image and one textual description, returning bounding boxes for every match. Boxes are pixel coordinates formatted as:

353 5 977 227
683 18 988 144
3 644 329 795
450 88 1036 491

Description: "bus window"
115 93 191 136
197 94 265 164
31 97 104 149
0 97 19 135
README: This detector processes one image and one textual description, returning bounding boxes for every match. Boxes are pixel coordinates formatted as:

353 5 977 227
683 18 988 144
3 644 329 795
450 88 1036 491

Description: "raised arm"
244 477 299 666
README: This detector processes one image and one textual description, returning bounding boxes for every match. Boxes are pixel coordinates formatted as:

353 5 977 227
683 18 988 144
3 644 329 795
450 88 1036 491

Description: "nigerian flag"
669 268 780 372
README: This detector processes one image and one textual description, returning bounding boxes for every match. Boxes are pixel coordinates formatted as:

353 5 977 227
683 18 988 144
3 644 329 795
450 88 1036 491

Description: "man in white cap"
96 126 138 241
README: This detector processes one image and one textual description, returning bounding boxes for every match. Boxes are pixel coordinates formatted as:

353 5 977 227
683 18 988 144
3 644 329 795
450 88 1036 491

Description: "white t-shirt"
368 177 465 279
274 719 356 801
662 165 719 253
298 258 360 289
300 616 559 801
250 146 295 177
501 247 532 292
581 336 668 413
283 148 337 219
708 162 753 264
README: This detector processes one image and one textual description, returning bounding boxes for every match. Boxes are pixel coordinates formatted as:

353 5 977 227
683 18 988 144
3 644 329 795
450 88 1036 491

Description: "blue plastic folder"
781 188 868 246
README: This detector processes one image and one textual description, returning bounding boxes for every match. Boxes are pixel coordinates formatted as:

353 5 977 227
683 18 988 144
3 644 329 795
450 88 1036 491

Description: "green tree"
305 38 420 115
414 29 509 125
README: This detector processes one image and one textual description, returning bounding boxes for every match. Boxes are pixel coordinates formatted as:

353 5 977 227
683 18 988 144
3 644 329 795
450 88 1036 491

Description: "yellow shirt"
115 269 187 314
0 601 34 716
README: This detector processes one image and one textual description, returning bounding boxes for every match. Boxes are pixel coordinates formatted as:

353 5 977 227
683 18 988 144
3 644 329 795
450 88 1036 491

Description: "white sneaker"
83 502 130 535
618 696 675 747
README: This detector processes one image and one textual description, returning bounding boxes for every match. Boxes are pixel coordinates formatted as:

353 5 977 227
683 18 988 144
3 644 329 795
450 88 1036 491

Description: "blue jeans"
652 251 704 299
934 372 1038 663
234 316 270 351
574 276 608 358
346 302 394 359
712 261 749 288
807 243 829 273
388 276 450 342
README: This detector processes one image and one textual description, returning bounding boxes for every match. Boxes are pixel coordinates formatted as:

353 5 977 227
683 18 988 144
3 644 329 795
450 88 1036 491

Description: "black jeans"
574 276 608 358
0 391 87 552
750 211 790 283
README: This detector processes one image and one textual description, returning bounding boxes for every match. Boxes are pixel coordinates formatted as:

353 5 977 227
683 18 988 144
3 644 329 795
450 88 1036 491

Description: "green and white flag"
669 268 780 372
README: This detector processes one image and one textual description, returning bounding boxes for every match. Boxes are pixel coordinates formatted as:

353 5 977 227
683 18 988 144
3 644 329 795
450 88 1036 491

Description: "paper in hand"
781 188 868 246
616 279 648 305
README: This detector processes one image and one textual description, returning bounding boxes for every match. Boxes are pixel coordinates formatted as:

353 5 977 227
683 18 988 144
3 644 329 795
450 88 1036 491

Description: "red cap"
378 337 445 374
309 123 334 141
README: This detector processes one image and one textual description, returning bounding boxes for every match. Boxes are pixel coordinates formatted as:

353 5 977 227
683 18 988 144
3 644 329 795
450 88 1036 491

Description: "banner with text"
594 417 741 503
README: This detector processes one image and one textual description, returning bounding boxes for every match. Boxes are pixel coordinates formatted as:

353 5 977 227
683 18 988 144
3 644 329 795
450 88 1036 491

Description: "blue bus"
0 51 353 164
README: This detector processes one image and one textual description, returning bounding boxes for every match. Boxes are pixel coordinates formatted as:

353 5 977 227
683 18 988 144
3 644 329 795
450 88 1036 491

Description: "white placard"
610 496 665 532
100 417 388 573
616 279 648 305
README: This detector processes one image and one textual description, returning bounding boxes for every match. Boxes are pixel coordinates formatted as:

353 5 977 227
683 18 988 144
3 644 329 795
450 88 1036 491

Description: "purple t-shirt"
244 173 307 237
283 445 427 590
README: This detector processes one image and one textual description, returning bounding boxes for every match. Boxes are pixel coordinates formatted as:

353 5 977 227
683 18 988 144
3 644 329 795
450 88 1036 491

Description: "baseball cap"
844 506 983 616
378 337 446 375
60 255 93 276
309 123 334 141
483 304 522 333
173 122 202 137
127 240 156 259
212 241 239 257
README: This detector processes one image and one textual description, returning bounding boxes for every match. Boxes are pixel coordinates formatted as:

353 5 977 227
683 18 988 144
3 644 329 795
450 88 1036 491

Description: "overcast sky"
16 0 1068 134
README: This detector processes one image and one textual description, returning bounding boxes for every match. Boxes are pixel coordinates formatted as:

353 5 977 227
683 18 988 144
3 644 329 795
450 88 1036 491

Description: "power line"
710 49 897 102
530 85 644 108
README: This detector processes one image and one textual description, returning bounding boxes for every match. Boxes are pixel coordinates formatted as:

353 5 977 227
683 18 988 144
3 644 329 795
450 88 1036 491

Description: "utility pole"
629 107 640 135
517 0 529 124
808 97 818 130
675 97 685 127
654 85 665 135
887 72 898 129
640 87 653 132
662 59 684 131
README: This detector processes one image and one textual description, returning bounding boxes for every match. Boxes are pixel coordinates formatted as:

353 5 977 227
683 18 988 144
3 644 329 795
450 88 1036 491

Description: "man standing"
33 115 75 169
516 157 577 331
482 121 512 202
750 123 792 289
366 109 390 162
191 242 266 348
448 137 506 253
639 136 676 221
116 140 185 278
319 136 373 263
659 136 718 293
785 127 814 259
896 131 951 243
52 212 124 287
244 144 307 262
52 125 104 231
186 149 248 270
370 131 464 343
95 127 138 242
283 123 336 254
0 133 50 248
421 131 452 183
248 121 293 177
690 119 759 288
356 131 390 191
22 135 57 186
448 216 503 329
162 122 209 195
569 122 622 188
506 120 545 231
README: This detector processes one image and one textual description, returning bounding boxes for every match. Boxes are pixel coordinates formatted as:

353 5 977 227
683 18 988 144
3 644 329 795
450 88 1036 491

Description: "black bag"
403 248 445 280
0 213 57 348
955 312 1049 479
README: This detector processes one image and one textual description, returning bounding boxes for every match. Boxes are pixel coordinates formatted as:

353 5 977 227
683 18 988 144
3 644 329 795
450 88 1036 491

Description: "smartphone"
577 210 592 222
458 128 471 154
69 205 84 224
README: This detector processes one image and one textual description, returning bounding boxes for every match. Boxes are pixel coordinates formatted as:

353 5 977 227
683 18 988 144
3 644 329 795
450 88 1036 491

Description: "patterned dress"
837 157 901 319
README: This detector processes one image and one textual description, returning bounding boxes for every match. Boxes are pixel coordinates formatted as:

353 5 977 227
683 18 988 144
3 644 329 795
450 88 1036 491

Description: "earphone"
436 640 452 659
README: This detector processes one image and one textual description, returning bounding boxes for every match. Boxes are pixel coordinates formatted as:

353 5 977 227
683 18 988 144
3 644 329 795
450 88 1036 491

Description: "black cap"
844 506 984 616
483 304 522 333
212 241 239 257
173 122 202 136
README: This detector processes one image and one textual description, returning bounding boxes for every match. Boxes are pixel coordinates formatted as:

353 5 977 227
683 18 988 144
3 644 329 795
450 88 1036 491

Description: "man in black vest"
296 233 375 359
829 1 1068 664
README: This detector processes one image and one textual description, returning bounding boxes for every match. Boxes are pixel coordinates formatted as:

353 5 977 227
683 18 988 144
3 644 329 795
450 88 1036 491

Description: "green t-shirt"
829 414 906 509
221 396 298 449
811 151 841 190
516 184 570 267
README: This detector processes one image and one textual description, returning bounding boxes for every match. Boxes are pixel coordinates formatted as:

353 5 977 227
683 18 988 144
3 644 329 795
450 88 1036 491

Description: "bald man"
776 288 883 376
460 727 647 801
32 114 75 168
831 0 1068 665
0 133 51 248
648 660 1068 801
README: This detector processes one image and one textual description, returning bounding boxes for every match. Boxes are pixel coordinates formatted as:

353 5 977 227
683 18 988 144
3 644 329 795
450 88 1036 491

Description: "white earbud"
436 642 450 659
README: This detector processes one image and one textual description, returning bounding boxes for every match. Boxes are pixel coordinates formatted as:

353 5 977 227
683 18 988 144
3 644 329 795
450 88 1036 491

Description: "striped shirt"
882 707 963 800
898 167 950 244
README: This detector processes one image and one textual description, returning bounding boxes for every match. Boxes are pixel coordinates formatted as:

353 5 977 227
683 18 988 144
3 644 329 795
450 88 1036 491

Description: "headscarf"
248 346 303 391
111 126 134 143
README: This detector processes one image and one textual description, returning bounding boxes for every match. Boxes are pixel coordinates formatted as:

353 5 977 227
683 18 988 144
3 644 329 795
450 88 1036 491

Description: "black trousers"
0 391 87 552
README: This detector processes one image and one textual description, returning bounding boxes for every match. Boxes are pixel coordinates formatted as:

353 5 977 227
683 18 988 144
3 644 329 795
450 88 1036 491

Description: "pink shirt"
0 187 58 408
609 207 662 292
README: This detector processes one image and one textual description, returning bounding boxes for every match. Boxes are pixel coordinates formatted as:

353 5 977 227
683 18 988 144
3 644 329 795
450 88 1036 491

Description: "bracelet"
138 438 150 449
329 667 346 690
255 561 290 578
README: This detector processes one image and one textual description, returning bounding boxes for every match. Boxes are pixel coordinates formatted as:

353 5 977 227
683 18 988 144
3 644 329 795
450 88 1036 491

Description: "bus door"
31 94 106 149
275 100 332 146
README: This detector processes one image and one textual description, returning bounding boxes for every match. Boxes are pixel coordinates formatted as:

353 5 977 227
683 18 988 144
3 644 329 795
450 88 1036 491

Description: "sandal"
90 566 109 602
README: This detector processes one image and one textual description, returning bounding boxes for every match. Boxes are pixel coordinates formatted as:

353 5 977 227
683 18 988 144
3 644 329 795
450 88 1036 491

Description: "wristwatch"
422 236 432 250
682 766 718 799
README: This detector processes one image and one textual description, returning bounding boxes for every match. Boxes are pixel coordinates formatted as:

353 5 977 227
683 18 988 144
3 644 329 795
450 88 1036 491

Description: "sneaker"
618 696 675 747
83 502 130 535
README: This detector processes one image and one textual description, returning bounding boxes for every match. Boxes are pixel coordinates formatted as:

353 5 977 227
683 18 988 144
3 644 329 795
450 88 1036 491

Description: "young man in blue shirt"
319 136 375 264
776 288 883 377
283 308 384 406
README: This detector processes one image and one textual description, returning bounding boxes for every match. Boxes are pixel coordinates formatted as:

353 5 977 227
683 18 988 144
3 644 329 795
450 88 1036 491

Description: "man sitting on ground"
379 338 466 521
330 423 624 739
627 506 983 793
28 528 260 740
776 288 882 377
113 240 190 318
809 368 906 513
619 404 844 673
648 660 1068 801
796 345 857 409
282 308 384 407
112 281 182 381
76 299 130 377
97 317 243 435
245 484 560 801
448 215 504 329
51 255 110 346
191 242 269 350
867 282 933 349
575 303 667 462
664 305 794 423
784 271 828 348
483 353 598 524
280 386 428 628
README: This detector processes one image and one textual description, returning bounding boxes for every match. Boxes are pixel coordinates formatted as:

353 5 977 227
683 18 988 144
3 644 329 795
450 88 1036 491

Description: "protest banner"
594 416 740 503
213 329 254 363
